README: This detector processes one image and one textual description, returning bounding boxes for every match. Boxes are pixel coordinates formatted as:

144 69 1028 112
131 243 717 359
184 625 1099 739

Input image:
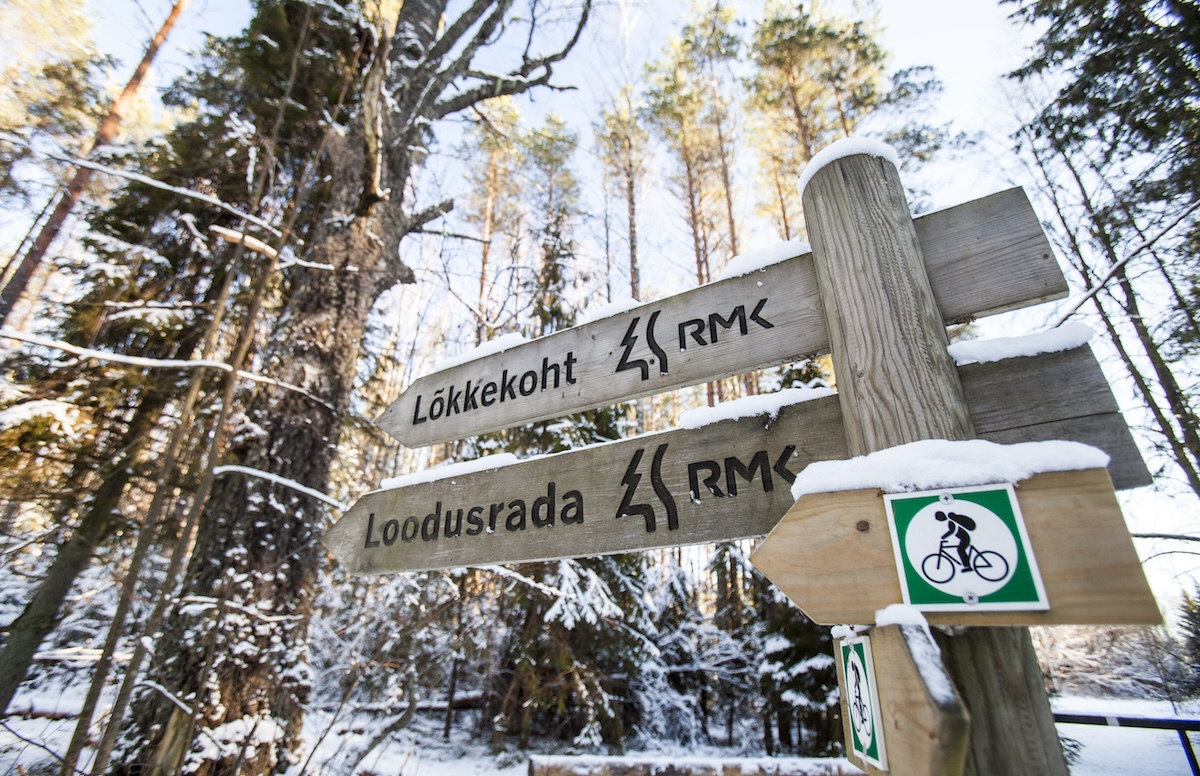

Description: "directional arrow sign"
329 396 846 574
327 345 1147 574
378 188 1065 448
751 468 1161 627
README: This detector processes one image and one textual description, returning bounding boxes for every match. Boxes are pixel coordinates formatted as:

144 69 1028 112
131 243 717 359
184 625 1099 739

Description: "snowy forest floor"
1 692 1197 775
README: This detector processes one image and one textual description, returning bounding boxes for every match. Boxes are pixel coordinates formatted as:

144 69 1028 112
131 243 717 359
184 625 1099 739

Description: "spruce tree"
111 1 595 771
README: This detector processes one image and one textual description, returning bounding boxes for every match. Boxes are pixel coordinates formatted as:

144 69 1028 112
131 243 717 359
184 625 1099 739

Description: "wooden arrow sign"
328 396 846 574
378 188 1065 448
327 345 1147 574
750 468 1161 627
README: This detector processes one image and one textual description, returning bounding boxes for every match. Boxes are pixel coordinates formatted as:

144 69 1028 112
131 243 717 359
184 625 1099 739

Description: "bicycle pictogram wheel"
920 551 957 584
972 549 1009 582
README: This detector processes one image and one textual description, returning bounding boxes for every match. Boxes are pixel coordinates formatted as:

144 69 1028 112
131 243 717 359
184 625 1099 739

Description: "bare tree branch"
1132 532 1200 543
430 0 592 121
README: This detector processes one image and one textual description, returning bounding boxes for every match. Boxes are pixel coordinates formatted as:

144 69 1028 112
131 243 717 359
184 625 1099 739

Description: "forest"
0 0 1198 773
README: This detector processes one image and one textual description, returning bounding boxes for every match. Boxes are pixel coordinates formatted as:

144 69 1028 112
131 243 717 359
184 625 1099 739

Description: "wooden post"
801 152 1068 775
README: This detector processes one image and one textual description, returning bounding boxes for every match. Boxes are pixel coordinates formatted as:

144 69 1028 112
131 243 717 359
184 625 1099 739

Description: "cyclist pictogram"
839 635 886 769
885 484 1049 611
849 659 868 732
920 510 1010 585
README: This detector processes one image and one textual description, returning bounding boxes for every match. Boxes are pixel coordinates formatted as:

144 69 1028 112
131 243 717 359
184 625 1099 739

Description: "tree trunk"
625 148 639 301
0 390 166 715
120 216 389 776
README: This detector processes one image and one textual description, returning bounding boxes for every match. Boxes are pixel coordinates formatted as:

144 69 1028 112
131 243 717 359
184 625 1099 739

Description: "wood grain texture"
327 346 1148 575
750 469 1161 627
529 756 861 775
961 346 1150 489
837 626 970 776
803 153 974 452
328 398 848 574
378 187 1063 448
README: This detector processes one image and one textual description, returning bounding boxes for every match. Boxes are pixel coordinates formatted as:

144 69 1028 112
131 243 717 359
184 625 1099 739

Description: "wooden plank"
328 346 1148 574
378 188 1064 448
750 469 1162 627
921 187 1064 320
327 398 848 575
837 626 969 776
529 756 863 776
960 346 1151 489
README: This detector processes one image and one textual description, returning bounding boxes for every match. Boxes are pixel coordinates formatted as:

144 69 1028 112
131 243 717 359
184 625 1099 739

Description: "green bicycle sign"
839 634 887 771
885 484 1049 612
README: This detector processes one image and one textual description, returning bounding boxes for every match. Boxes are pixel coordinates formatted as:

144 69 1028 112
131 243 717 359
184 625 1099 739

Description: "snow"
791 439 1111 499
830 625 868 641
947 323 1093 365
105 306 193 329
874 603 928 628
797 138 901 196
3 134 287 239
576 295 642 324
0 398 80 436
0 328 330 409
1052 696 1200 775
208 224 279 258
432 333 529 371
901 624 958 708
530 755 859 774
0 376 31 403
716 239 810 281
379 453 521 490
679 383 834 429
211 465 348 511
763 634 792 655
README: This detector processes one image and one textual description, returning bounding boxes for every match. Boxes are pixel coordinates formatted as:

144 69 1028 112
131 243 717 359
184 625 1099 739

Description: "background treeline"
0 0 1197 773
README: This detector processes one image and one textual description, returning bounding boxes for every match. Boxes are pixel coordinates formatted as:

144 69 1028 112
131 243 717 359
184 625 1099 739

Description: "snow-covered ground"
2 693 1196 774
1052 696 1200 776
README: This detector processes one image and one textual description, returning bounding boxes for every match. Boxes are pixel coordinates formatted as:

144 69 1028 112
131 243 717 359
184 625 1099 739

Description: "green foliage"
747 3 885 158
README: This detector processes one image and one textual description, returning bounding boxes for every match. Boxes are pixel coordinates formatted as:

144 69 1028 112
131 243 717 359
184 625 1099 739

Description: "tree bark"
111 0 594 768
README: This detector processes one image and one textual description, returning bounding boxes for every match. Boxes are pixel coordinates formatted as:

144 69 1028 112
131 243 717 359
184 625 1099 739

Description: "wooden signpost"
751 467 1159 627
376 188 1063 448
327 147 1162 776
326 344 1145 574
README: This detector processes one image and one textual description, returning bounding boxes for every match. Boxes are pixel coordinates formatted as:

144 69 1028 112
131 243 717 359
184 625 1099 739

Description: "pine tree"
0 0 108 206
595 85 649 301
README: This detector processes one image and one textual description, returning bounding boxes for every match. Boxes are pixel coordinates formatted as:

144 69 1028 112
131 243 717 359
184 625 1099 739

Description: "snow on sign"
885 484 1049 612
377 188 1064 448
839 634 888 771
